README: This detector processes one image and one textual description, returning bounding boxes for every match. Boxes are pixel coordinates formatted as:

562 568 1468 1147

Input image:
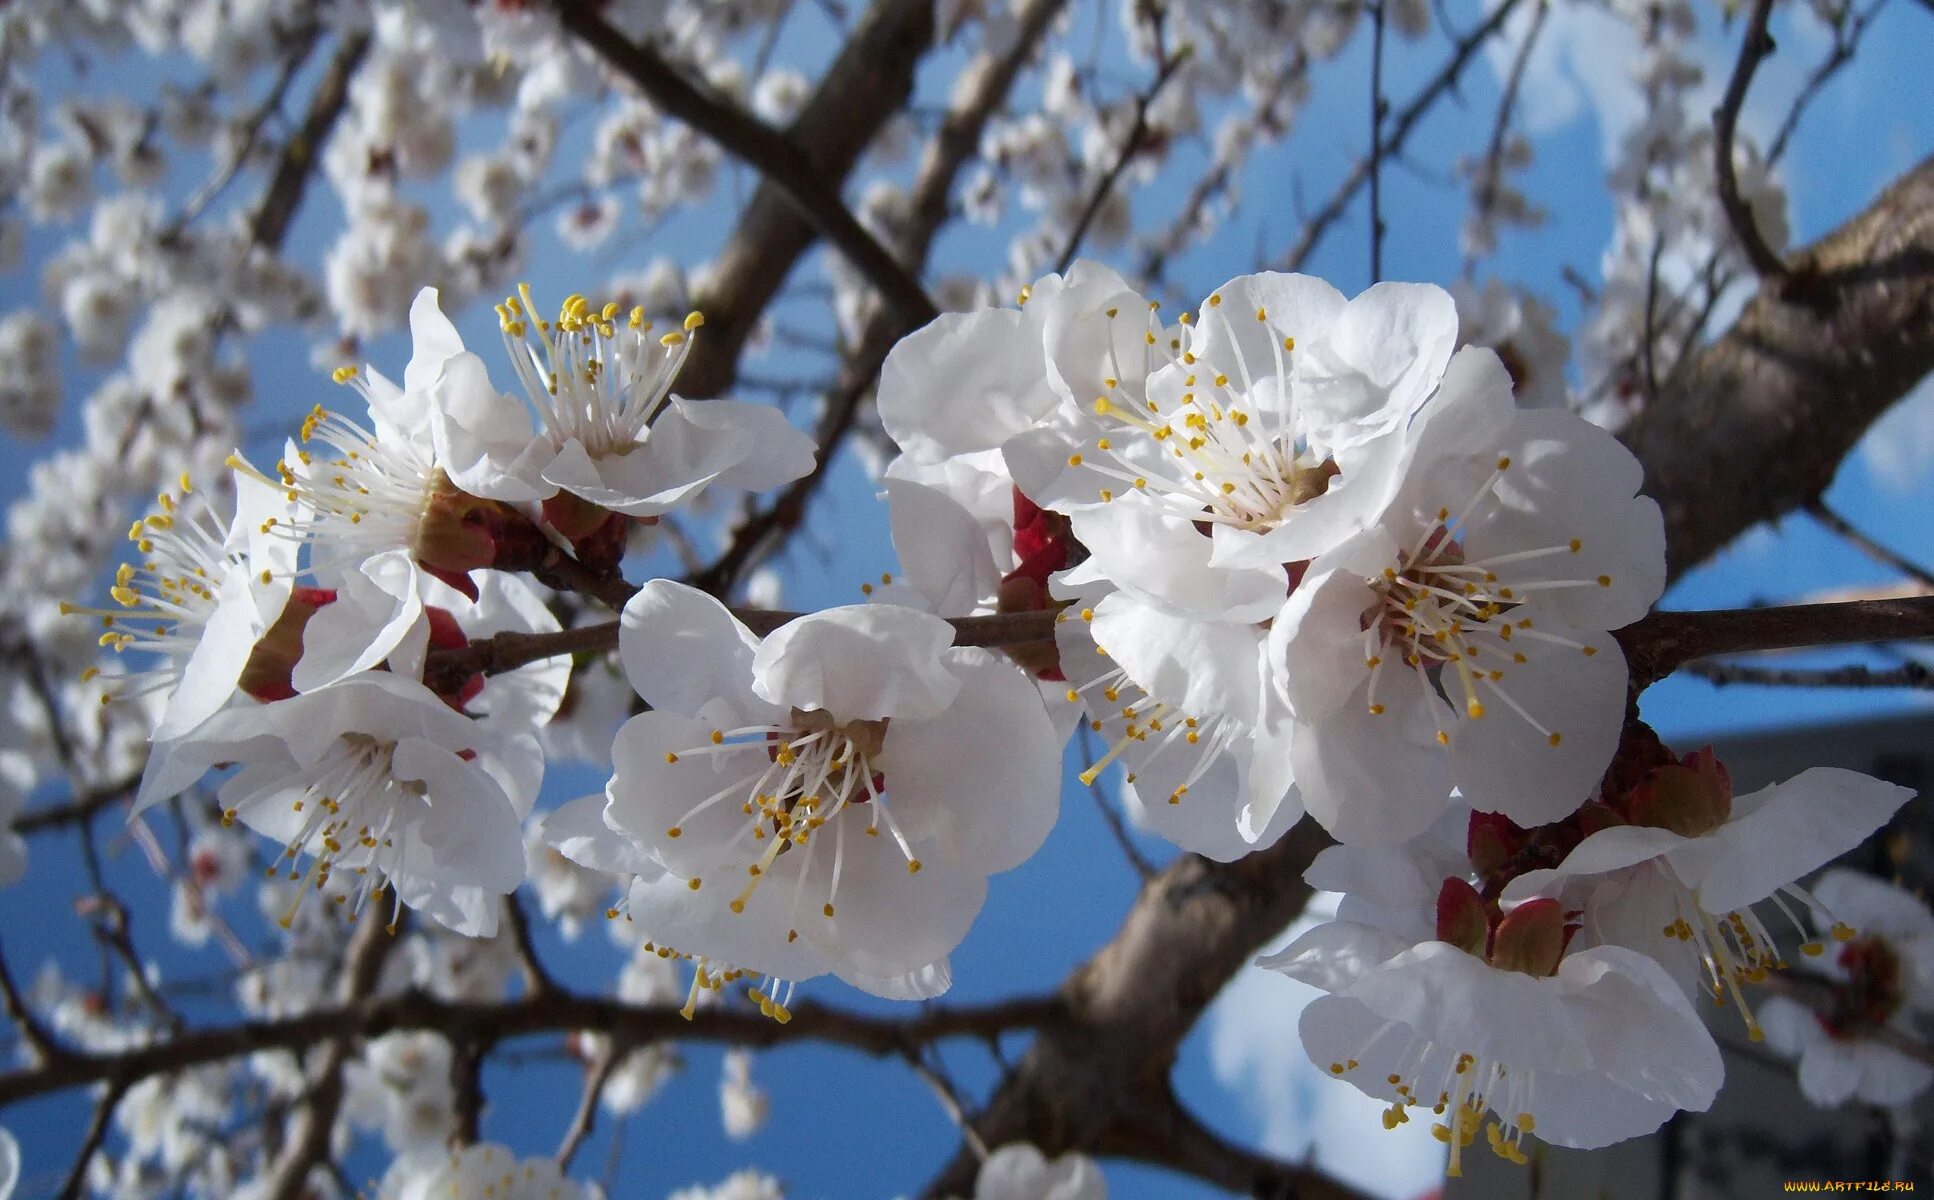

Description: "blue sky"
1 1 1931 1196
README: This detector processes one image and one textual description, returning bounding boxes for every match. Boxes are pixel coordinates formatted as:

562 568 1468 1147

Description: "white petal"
0 1126 17 1200
1266 567 1380 724
878 309 1057 459
290 548 424 693
1090 592 1266 728
1809 868 1934 946
429 352 553 502
626 872 832 982
792 824 987 980
837 957 953 1001
885 479 1003 617
1797 1040 1865 1107
1462 406 1665 631
1498 825 1690 906
1672 769 1913 914
392 736 526 893
879 649 1060 874
540 793 660 880
680 398 817 492
1445 624 1627 825
752 604 959 720
1298 282 1457 455
1188 272 1346 410
1294 683 1453 845
1255 918 1411 993
605 712 761 878
1068 502 1286 623
404 287 466 394
155 571 264 741
619 580 765 718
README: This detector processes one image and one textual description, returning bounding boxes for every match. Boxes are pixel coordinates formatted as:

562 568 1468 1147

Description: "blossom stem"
421 594 1934 690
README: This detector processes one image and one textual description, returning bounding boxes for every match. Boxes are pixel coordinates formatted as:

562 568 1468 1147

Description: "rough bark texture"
1623 154 1934 581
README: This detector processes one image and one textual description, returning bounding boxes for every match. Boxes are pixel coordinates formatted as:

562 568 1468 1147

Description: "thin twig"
1276 0 1525 270
1052 42 1191 274
1367 0 1389 282
427 595 1934 696
1077 726 1157 881
1712 0 1789 278
504 893 556 997
0 937 65 1062
1463 0 1549 276
56 1079 128 1200
1806 499 1934 589
1767 0 1888 165
556 1041 625 1170
903 1046 988 1161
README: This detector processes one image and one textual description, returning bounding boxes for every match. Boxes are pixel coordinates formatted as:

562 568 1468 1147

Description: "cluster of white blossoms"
874 260 1924 1167
45 251 1924 1188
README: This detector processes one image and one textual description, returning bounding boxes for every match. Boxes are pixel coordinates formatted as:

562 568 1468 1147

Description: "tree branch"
1683 659 1934 690
0 990 1064 1108
1712 0 1789 279
556 0 938 399
1805 498 1934 589
556 1040 624 1170
1621 154 1934 581
260 915 400 1200
248 31 370 251
917 817 1344 1198
1276 0 1525 271
1617 595 1934 688
1054 44 1192 275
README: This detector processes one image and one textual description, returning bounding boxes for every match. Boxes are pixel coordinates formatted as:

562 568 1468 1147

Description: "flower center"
64 477 237 703
496 284 703 460
1821 936 1905 1037
227 731 439 933
1067 611 1234 805
659 714 920 936
1653 869 1856 1042
1358 458 1606 746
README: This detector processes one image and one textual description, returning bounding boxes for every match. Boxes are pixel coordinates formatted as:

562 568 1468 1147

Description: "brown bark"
1622 155 1934 581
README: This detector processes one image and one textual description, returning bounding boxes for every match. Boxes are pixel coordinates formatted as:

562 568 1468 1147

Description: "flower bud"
1435 876 1491 958
1488 898 1571 978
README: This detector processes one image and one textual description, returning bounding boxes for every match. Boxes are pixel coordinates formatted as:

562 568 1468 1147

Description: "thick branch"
1096 1087 1365 1200
919 817 1346 1198
1621 154 1934 581
569 0 941 399
248 31 370 251
557 5 935 333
